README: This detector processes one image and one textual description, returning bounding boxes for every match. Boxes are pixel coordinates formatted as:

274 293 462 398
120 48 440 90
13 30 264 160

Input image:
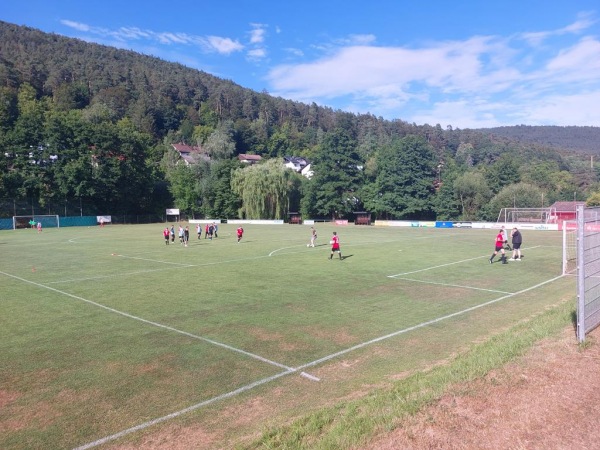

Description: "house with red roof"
171 143 210 165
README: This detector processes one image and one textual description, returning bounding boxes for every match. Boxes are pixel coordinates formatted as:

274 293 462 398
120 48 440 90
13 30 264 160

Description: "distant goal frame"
12 214 60 230
497 207 557 224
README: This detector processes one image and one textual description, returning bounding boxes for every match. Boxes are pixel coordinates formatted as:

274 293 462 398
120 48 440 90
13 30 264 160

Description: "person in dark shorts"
510 227 523 260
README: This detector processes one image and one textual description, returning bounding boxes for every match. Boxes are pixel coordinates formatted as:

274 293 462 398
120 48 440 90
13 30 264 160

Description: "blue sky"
2 1 600 128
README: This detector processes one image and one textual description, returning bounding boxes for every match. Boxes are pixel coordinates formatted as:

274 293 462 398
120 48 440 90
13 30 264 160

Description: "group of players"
163 221 520 264
490 225 523 264
162 223 245 246
161 222 341 258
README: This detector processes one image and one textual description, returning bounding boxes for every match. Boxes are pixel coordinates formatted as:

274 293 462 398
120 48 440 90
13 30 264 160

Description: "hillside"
476 125 600 155
0 20 598 221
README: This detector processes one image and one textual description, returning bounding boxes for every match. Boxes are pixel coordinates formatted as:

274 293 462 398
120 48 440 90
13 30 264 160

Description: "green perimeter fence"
0 215 166 230
0 197 164 229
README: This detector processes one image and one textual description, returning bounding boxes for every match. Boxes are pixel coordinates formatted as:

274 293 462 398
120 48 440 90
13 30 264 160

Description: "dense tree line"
1 21 599 221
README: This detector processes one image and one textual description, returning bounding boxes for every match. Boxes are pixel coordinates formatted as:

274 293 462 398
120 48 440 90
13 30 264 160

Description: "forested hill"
476 126 600 155
1 20 598 222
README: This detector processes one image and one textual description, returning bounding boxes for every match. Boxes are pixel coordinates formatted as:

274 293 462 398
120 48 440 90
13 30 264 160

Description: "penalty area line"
391 277 514 294
388 245 542 277
295 274 563 372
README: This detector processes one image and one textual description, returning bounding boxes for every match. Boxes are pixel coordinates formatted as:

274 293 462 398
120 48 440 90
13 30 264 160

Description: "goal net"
13 215 60 230
562 220 577 275
497 207 556 224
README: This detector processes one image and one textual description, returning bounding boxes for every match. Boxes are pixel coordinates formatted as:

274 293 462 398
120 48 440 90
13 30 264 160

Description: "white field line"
0 270 298 373
391 277 514 294
116 254 195 266
48 254 276 284
295 274 563 371
266 238 414 257
46 267 185 284
72 370 292 450
73 273 564 449
388 245 542 277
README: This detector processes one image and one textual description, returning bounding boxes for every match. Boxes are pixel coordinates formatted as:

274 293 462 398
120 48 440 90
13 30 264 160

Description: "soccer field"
0 223 575 449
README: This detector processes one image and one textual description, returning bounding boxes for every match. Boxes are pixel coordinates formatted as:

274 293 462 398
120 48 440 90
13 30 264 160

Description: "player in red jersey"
329 231 342 260
489 229 507 264
236 226 244 243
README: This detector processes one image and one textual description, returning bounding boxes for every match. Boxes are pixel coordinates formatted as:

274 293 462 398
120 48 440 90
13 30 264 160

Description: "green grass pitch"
0 223 575 449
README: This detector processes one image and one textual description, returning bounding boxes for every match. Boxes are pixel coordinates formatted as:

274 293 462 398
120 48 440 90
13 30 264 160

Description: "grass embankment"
243 299 575 449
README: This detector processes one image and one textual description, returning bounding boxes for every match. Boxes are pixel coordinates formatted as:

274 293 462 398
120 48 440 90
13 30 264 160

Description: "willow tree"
231 158 300 219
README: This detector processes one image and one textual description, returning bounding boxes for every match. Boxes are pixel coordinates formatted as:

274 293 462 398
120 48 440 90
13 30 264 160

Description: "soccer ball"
307 244 310 247
329 240 334 245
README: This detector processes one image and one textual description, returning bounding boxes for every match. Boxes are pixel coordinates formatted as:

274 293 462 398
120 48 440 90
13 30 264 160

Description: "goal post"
562 220 577 275
12 215 60 230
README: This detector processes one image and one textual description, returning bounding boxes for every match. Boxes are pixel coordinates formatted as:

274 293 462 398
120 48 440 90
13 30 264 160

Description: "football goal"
13 215 60 230
497 207 557 224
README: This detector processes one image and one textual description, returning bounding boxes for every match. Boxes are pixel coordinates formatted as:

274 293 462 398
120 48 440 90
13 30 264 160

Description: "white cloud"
205 36 244 54
546 37 600 73
339 34 377 45
60 19 243 55
268 36 515 99
247 48 267 60
60 20 90 32
284 48 304 57
520 12 596 46
518 91 600 126
266 16 600 127
249 23 267 44
411 99 508 129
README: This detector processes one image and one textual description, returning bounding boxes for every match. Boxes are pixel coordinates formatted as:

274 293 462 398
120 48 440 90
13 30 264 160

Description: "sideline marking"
391 277 513 294
46 267 185 284
72 370 292 450
0 271 301 374
388 246 541 277
72 273 564 449
294 274 563 371
116 254 194 267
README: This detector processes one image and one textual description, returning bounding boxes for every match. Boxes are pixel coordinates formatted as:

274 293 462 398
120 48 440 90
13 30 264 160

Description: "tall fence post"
577 204 585 342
